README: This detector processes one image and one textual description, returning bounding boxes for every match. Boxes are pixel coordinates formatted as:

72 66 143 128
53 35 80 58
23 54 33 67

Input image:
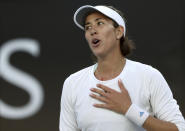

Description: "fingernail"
118 78 121 82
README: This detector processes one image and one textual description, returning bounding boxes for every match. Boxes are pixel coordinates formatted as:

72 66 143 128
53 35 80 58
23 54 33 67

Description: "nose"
90 28 97 36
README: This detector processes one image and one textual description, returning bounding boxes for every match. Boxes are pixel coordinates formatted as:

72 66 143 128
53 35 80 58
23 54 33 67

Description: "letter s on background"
0 38 44 119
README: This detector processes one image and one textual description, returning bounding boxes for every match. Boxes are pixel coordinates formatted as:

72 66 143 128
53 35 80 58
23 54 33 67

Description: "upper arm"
59 77 80 131
149 69 185 131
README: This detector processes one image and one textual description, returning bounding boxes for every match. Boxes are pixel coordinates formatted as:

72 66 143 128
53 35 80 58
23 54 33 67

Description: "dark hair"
107 6 135 56
85 5 135 62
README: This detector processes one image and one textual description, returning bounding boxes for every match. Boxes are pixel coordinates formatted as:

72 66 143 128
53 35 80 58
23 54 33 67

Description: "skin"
85 12 125 81
85 12 178 131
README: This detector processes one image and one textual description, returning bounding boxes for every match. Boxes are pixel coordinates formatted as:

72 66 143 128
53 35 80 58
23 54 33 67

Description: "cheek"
104 28 116 41
85 33 90 43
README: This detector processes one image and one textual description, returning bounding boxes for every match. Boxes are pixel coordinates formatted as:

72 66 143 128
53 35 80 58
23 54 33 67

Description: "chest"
73 78 150 130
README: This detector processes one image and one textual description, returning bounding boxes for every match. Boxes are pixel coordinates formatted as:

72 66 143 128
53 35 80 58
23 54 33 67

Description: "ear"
116 26 124 39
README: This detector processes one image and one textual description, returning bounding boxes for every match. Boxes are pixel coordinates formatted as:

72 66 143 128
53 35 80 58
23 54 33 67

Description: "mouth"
91 38 101 47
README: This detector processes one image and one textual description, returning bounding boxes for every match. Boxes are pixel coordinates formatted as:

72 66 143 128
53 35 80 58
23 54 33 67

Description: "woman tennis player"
60 5 185 131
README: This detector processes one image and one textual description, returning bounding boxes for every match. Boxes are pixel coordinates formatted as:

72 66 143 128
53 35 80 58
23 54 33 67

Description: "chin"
91 47 106 57
93 52 105 59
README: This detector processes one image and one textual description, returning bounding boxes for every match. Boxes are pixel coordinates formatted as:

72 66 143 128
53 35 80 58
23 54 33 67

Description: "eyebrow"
85 18 104 26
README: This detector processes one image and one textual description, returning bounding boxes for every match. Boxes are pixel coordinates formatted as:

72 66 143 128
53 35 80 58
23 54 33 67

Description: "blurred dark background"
0 0 184 131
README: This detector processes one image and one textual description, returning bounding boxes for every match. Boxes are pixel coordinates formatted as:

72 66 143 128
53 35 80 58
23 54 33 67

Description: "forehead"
85 12 111 23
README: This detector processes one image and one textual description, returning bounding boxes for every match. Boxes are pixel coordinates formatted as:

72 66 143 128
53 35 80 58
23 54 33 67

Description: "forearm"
143 116 178 131
124 104 179 131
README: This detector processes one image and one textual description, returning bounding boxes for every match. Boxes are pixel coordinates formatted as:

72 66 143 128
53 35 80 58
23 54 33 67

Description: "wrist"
125 104 149 127
122 103 132 115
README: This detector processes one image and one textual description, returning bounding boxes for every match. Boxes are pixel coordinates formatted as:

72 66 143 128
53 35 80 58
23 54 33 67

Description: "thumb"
118 79 127 92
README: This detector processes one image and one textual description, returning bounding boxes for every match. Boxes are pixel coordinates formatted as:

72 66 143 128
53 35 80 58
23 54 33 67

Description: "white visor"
74 5 126 36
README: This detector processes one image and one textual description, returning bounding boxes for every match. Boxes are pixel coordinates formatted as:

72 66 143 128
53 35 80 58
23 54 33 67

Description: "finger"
90 88 108 97
96 84 115 93
89 93 109 103
118 79 127 92
93 103 110 109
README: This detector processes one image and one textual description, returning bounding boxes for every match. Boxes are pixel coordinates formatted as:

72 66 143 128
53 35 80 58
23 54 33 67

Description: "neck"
95 53 126 81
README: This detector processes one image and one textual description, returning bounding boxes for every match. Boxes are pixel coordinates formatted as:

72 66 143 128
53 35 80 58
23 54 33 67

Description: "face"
84 12 122 59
